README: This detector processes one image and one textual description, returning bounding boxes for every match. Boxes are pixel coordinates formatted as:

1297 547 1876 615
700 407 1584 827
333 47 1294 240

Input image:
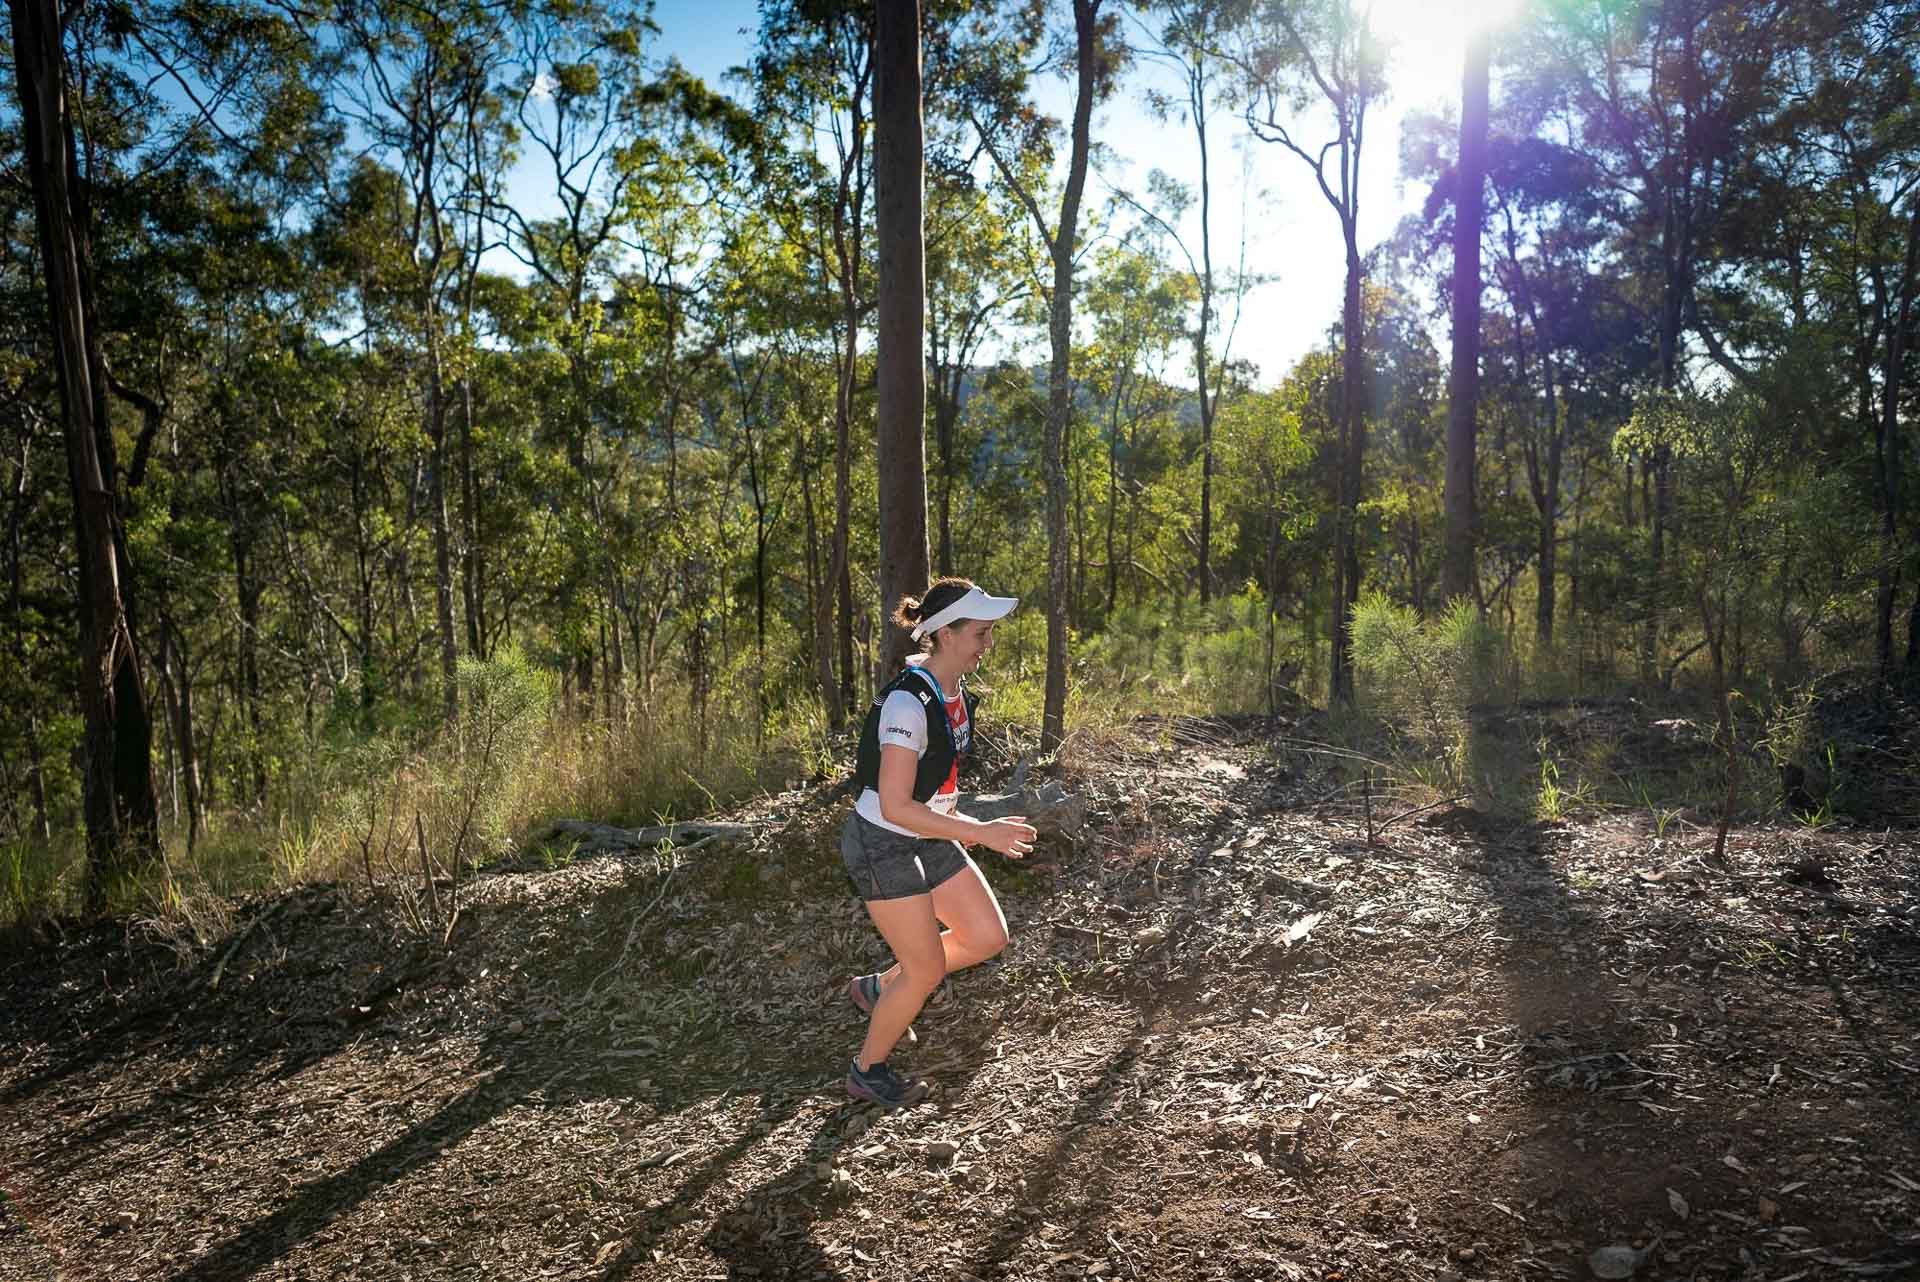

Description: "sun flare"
1366 0 1529 111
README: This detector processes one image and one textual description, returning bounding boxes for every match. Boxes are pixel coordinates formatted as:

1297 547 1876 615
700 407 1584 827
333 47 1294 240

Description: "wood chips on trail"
4 716 1919 1281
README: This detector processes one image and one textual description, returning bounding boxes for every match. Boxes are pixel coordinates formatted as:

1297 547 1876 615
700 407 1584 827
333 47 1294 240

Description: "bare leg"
857 892 946 1070
870 857 1009 993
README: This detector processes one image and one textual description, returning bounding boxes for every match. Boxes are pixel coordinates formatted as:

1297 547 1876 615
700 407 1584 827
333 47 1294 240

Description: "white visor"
910 586 1019 639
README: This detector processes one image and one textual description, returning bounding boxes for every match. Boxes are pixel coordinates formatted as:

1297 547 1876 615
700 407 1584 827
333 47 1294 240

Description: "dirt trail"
4 718 1918 1282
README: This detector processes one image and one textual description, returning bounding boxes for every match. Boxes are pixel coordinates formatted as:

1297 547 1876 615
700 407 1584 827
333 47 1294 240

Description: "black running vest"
853 668 979 803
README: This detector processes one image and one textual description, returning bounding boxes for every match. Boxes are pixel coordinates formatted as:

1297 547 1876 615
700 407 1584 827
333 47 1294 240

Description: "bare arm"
876 745 1035 858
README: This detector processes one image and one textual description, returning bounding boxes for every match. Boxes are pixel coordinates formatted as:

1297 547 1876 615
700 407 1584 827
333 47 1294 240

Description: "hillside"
4 717 1918 1282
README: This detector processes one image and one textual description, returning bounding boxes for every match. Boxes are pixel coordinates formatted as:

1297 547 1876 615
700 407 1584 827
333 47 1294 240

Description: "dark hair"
891 577 975 646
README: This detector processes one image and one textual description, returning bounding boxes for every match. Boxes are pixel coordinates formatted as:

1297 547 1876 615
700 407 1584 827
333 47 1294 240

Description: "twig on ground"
208 899 290 991
578 856 678 1006
1378 794 1473 832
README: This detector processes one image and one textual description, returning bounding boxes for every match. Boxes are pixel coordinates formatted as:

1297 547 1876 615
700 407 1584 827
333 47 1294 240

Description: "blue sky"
632 0 1509 385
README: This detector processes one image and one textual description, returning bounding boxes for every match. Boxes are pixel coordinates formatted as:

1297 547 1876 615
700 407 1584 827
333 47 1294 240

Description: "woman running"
840 577 1038 1108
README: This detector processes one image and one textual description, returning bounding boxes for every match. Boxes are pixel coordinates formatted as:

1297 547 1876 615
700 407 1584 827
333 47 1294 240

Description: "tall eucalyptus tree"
968 0 1120 753
1441 28 1489 608
1131 0 1239 604
8 0 162 904
322 0 518 721
1229 0 1387 702
874 0 931 676
752 0 876 727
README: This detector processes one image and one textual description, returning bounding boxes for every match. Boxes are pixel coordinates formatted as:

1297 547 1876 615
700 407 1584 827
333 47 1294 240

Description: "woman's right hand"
979 816 1038 859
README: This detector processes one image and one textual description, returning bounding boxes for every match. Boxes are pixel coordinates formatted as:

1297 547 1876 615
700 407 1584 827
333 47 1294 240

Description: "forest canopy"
3 0 1916 915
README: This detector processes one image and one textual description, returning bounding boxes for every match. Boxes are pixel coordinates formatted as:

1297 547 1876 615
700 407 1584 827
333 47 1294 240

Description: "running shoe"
847 972 882 1015
846 1058 928 1109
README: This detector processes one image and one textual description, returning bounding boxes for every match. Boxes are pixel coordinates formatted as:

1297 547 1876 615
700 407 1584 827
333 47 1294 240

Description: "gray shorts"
841 812 969 902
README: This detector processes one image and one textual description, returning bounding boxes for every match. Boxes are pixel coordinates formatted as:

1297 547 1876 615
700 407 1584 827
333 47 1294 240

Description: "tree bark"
1331 221 1365 703
11 0 159 907
1441 28 1489 608
874 0 930 677
1038 0 1103 752
1874 198 1917 679
156 614 202 854
1192 54 1218 606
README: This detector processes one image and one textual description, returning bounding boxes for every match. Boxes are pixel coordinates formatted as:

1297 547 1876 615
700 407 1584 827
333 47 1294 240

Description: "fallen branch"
537 819 759 857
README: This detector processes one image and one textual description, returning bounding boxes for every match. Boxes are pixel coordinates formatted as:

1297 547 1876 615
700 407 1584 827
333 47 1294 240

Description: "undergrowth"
11 605 1909 934
3 614 1234 932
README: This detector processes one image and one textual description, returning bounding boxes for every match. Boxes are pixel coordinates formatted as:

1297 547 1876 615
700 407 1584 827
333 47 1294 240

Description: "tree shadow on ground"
1411 807 1920 1271
952 988 1200 1279
1 882 442 1185
0 849 872 1281
693 1109 850 1282
693 996 1017 1279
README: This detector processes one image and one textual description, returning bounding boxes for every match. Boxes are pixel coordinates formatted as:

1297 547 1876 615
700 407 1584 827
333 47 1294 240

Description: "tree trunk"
459 373 484 661
232 533 268 805
426 396 458 724
1519 293 1563 648
349 441 377 714
1874 198 1917 680
1540 389 1565 648
832 64 870 718
1537 458 1559 646
824 322 856 709
156 614 202 854
1907 584 1919 671
804 424 843 729
1070 430 1087 627
874 0 930 677
935 389 959 577
1331 220 1365 704
458 84 487 667
1570 448 1586 670
1193 75 1217 606
1442 28 1489 608
1039 0 1101 753
11 0 159 907
1407 511 1422 615
1644 195 1685 683
1105 369 1126 614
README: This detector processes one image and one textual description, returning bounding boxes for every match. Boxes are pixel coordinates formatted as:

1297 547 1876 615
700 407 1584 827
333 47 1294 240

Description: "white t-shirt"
856 677 971 836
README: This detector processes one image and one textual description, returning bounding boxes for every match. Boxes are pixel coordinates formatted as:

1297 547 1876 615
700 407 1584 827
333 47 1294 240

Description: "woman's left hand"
978 816 1038 859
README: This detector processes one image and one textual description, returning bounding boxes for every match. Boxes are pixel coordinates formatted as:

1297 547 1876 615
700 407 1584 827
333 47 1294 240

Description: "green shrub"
1351 593 1511 798
1184 591 1278 714
449 645 557 860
